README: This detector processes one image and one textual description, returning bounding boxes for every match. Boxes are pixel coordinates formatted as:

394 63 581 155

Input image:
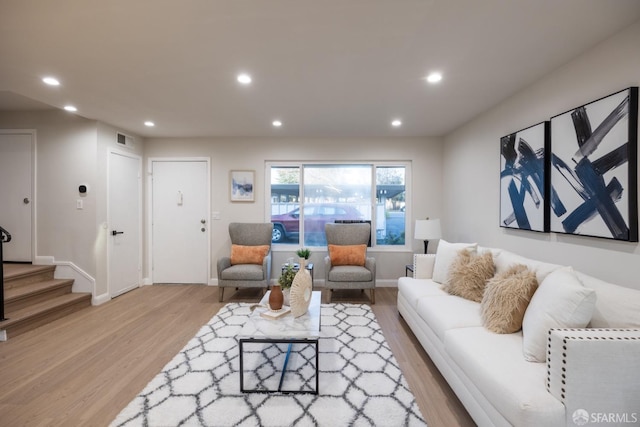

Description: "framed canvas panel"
500 121 550 232
230 170 255 202
550 87 638 241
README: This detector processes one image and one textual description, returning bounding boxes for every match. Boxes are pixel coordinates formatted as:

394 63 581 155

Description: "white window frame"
265 161 411 252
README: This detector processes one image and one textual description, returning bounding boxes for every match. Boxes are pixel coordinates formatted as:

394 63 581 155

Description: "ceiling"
1 0 640 139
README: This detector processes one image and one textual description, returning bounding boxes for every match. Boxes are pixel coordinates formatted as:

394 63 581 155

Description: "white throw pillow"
432 240 478 284
522 267 597 362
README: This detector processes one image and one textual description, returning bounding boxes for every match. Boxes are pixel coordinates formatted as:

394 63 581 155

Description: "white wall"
442 20 640 289
144 136 443 283
0 111 144 298
0 110 98 275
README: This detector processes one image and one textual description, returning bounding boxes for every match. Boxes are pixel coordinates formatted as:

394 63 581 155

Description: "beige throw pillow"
442 250 495 302
481 264 538 334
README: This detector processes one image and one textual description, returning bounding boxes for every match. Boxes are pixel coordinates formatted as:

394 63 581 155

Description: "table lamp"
414 218 442 254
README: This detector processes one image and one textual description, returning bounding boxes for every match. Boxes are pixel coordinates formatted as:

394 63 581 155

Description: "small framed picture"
230 170 255 202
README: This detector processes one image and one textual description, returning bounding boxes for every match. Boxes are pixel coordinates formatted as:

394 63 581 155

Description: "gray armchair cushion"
220 264 266 281
328 266 373 282
324 223 376 303
217 222 273 301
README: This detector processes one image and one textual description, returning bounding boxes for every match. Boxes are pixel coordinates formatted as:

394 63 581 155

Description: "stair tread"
4 278 74 301
2 264 55 280
1 293 91 327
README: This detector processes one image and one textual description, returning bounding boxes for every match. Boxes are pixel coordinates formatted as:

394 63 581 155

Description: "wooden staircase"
0 264 92 340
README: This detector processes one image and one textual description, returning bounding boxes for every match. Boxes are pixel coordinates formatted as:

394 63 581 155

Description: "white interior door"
151 160 209 284
108 151 142 297
0 132 33 262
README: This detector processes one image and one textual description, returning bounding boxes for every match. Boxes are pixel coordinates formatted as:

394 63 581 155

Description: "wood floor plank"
0 285 474 426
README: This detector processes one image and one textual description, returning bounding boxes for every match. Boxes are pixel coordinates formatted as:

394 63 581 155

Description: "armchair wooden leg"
219 287 224 302
370 289 375 304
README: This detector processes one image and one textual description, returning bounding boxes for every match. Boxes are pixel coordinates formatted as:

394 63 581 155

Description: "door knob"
201 219 206 224
112 230 124 236
201 227 206 232
23 198 30 204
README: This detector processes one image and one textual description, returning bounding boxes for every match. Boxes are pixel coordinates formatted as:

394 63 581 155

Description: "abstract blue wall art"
500 121 550 232
550 87 638 241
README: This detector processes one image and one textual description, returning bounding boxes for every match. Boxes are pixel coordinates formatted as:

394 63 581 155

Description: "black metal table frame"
239 337 319 395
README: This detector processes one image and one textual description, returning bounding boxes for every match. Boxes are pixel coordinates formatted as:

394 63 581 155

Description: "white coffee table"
238 290 321 394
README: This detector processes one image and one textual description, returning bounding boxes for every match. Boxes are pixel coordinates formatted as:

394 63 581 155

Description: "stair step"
0 292 92 339
4 278 75 312
3 264 56 289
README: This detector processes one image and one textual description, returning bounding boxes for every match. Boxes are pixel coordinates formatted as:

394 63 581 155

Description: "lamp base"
423 240 429 254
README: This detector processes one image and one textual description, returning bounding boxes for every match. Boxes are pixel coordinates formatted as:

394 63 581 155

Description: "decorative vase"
290 259 312 317
269 285 284 311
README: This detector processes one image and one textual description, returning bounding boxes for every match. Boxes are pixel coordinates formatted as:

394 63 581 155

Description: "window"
268 162 408 248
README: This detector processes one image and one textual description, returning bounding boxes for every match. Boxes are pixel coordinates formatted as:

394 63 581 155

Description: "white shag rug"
111 303 427 427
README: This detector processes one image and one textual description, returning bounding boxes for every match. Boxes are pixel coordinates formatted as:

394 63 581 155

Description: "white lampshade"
414 219 442 240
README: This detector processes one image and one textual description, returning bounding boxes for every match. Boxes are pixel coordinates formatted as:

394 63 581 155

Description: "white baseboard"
142 277 153 286
35 257 97 304
93 293 111 306
209 278 398 288
376 279 398 288
52 262 95 294
0 330 7 342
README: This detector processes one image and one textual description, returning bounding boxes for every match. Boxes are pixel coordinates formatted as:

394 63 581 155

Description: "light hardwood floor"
0 285 475 427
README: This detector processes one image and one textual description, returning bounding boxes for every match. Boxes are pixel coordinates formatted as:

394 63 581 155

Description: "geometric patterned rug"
110 303 427 426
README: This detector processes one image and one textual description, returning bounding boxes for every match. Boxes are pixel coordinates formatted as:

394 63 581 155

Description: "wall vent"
116 132 135 148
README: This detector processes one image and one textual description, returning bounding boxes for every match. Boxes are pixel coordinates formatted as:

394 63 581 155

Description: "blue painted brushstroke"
562 177 623 234
501 134 545 230
507 179 530 229
552 93 631 239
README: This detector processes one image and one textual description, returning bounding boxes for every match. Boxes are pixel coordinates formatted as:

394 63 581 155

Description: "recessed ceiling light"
272 120 282 127
43 77 60 86
237 73 252 85
144 121 155 127
391 119 402 127
426 72 442 84
63 105 77 112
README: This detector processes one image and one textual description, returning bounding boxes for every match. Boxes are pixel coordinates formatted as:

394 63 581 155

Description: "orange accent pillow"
328 244 367 266
230 244 270 265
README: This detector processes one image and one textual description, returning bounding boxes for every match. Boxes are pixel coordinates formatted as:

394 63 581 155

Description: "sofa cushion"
432 240 478 284
443 250 495 302
230 244 270 265
444 327 565 427
481 264 538 334
415 296 482 341
328 244 367 266
494 250 561 284
576 272 640 328
397 277 448 310
522 267 597 362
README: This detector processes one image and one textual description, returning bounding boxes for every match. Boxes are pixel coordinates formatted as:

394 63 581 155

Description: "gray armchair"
217 222 273 302
324 223 376 304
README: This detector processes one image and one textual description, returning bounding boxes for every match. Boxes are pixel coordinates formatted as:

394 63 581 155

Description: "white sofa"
397 246 640 427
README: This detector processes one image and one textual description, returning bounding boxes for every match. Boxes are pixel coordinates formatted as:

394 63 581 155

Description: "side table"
405 264 414 277
282 262 314 285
